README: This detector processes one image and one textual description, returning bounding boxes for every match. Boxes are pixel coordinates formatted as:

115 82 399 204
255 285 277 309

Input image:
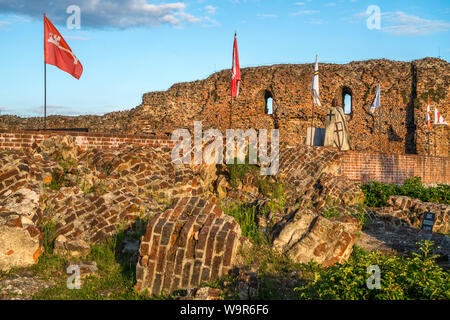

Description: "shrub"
295 241 449 300
361 177 449 207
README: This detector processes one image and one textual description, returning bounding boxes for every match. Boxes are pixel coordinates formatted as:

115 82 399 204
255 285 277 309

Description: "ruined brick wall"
0 58 447 156
135 197 243 295
134 57 449 156
341 151 450 185
1 130 448 185
0 130 175 151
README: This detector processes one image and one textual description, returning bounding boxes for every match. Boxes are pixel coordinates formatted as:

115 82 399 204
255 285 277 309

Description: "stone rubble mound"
270 207 361 267
373 195 449 234
0 135 393 296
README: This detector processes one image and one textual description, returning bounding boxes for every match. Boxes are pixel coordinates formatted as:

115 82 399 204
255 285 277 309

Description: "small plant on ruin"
265 183 286 213
223 202 264 244
351 204 371 228
322 196 340 219
226 155 282 198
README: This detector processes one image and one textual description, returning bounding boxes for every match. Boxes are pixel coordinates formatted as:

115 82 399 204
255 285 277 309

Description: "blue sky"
0 0 449 117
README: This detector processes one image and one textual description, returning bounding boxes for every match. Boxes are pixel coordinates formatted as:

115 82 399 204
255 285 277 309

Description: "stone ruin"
0 135 448 296
1 57 448 157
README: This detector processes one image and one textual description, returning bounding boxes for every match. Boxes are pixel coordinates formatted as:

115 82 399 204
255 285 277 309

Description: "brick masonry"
341 151 449 185
0 130 448 185
135 197 243 295
0 130 175 151
1 58 448 156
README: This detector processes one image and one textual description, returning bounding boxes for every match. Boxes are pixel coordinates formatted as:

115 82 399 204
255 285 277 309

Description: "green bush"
295 241 449 300
361 177 450 207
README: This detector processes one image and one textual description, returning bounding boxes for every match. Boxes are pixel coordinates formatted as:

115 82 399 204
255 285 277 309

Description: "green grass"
223 202 264 244
23 220 173 300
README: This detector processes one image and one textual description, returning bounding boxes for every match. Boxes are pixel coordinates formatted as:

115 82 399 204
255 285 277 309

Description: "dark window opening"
265 91 273 115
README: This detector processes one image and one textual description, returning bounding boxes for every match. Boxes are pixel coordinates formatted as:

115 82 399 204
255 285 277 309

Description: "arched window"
265 91 273 115
342 86 352 115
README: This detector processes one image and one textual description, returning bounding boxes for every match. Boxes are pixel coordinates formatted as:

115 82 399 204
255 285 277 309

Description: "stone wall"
373 196 449 234
0 58 448 156
133 57 449 156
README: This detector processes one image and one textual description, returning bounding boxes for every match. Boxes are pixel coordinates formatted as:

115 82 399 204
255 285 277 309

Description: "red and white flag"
231 33 241 98
434 107 448 125
426 96 431 129
44 14 83 79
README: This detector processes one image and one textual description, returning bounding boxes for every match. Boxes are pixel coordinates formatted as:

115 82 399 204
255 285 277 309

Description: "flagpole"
378 84 382 153
310 56 315 146
310 99 314 146
379 106 381 152
43 14 47 130
44 62 47 130
229 90 232 128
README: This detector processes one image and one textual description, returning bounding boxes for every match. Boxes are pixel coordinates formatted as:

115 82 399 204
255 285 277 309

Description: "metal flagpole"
43 14 47 130
310 99 314 146
229 90 232 128
44 61 47 130
378 84 382 153
378 102 382 152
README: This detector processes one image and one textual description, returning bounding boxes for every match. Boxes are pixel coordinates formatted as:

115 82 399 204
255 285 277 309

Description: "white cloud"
383 11 450 35
258 14 279 19
307 18 324 24
293 2 305 5
325 3 336 7
65 35 91 41
345 10 450 35
201 16 220 28
0 21 10 28
205 5 216 15
292 10 319 16
0 0 203 29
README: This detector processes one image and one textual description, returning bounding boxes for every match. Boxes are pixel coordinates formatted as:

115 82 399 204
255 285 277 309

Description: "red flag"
231 33 241 98
44 14 83 79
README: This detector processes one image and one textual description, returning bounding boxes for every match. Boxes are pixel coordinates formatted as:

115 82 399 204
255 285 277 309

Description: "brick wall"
341 151 449 185
0 130 175 151
0 130 448 185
